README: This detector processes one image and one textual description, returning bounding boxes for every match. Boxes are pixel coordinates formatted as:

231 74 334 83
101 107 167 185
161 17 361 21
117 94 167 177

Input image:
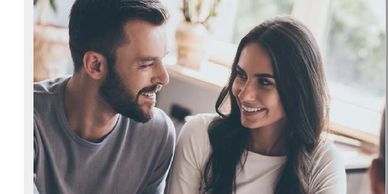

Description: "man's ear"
82 51 108 80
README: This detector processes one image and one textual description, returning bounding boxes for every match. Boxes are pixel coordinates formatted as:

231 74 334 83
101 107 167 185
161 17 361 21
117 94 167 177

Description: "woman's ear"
82 51 108 80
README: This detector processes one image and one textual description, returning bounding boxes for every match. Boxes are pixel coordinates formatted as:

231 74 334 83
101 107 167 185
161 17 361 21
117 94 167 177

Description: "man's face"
99 20 169 122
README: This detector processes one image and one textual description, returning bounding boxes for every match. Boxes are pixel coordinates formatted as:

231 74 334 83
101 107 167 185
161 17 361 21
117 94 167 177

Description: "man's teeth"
141 92 155 97
241 105 264 112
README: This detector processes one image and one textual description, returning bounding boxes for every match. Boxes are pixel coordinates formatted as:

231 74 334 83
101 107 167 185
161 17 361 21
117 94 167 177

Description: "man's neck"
64 75 119 142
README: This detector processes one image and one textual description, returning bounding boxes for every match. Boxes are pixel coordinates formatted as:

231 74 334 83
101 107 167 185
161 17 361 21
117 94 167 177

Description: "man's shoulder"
150 108 175 135
34 76 70 96
151 107 173 125
34 76 70 116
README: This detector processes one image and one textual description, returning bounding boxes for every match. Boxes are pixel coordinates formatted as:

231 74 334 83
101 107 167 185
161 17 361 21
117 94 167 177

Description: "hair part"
203 16 329 194
69 0 169 72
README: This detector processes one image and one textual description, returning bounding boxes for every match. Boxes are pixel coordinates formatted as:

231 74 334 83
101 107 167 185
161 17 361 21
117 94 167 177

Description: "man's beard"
99 62 155 123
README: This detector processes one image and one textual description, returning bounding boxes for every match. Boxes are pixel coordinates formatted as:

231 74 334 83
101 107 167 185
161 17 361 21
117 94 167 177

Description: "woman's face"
232 43 286 130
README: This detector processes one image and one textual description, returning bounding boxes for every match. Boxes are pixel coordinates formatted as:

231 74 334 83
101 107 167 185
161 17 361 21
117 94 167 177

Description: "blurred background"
33 0 386 193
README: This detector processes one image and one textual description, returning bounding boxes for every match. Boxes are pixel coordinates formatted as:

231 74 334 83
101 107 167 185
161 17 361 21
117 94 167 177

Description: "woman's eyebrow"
237 65 274 78
254 73 274 79
236 65 246 73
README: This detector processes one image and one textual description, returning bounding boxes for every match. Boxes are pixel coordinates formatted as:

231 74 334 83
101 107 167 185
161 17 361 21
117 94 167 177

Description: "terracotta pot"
175 22 209 69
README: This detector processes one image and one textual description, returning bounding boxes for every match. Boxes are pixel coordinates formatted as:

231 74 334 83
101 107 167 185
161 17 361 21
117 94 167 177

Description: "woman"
167 16 346 194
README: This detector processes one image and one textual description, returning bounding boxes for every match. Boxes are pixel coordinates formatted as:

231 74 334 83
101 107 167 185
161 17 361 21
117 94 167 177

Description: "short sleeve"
309 141 347 194
166 114 216 194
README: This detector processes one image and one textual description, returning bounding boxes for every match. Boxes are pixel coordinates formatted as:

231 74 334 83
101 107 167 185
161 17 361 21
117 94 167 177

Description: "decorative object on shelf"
33 0 70 82
175 0 221 69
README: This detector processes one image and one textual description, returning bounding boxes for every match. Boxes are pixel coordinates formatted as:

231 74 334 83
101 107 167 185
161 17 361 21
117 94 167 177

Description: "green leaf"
49 0 57 13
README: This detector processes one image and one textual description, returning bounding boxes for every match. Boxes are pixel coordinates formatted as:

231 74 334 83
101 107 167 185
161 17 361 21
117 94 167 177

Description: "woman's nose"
238 81 257 102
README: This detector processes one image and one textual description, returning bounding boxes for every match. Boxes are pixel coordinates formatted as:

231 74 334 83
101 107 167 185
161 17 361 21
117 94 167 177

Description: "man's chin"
114 102 155 122
131 108 154 123
135 114 152 123
114 105 152 123
139 107 154 122
121 111 152 123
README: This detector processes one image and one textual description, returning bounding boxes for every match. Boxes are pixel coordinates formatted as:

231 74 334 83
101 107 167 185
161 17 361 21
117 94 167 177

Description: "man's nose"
152 63 169 86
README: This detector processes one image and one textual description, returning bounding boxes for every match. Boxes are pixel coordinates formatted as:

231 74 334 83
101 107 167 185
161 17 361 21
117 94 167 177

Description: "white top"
166 113 347 194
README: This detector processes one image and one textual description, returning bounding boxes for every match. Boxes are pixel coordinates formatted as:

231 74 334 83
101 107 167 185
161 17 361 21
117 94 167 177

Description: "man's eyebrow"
138 52 170 61
138 56 160 61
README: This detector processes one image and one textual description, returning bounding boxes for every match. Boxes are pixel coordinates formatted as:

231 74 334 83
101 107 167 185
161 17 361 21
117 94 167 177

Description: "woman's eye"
258 78 273 87
236 70 247 80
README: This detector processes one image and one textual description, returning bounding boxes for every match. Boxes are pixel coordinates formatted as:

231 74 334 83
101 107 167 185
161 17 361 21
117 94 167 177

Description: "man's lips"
137 84 163 100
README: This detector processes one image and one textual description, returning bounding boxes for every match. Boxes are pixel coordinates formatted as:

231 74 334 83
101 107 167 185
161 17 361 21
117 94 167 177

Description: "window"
326 0 385 98
232 0 294 44
324 0 385 136
213 0 385 139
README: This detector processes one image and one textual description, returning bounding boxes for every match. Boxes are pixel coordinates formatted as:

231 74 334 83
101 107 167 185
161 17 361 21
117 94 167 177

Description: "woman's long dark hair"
203 16 329 194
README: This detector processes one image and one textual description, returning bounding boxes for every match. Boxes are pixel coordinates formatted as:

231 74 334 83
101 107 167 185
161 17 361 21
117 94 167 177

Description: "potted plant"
33 0 71 81
175 0 221 69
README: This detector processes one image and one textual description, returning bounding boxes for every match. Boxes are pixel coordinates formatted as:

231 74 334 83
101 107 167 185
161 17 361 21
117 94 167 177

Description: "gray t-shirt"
34 77 176 194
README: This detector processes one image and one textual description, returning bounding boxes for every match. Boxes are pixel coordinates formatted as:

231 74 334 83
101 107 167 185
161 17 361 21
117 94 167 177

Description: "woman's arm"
166 114 213 194
310 141 347 194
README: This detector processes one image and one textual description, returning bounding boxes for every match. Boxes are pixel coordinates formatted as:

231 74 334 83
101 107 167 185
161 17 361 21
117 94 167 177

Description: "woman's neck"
248 119 286 156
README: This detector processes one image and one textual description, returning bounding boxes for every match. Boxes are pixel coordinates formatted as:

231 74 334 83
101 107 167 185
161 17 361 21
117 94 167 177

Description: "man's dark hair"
69 0 169 72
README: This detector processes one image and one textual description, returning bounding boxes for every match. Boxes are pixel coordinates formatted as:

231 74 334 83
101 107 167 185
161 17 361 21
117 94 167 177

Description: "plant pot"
175 22 209 69
34 24 71 81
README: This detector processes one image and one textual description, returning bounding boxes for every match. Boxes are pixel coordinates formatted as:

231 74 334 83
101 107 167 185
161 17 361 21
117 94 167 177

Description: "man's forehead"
123 20 167 40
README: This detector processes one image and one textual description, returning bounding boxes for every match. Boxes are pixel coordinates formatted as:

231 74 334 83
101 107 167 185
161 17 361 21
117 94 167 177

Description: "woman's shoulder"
180 113 220 137
309 140 347 193
175 113 221 166
185 113 220 125
312 140 342 163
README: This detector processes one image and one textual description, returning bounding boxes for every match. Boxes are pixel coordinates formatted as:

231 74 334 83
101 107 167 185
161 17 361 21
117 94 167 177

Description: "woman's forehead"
238 43 273 74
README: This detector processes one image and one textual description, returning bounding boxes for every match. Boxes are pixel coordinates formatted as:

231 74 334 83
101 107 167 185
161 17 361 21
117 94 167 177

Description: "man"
369 109 385 194
33 0 175 193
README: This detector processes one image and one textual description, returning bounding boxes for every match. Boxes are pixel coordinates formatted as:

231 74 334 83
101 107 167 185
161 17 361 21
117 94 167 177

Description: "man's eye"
139 62 153 69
